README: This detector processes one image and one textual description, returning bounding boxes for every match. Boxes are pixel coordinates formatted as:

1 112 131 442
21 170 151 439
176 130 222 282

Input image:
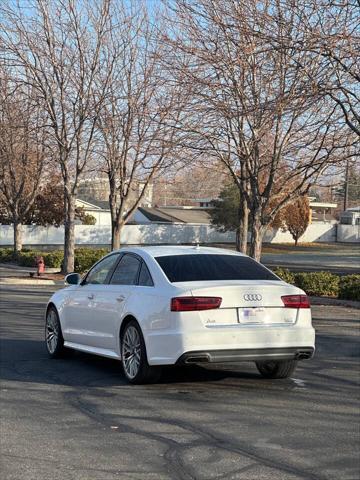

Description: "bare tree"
292 0 360 137
163 0 354 259
152 162 229 206
1 0 116 272
97 3 186 249
0 69 47 252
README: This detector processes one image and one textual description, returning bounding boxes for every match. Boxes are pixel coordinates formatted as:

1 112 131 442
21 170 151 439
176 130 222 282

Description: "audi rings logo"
243 294 262 301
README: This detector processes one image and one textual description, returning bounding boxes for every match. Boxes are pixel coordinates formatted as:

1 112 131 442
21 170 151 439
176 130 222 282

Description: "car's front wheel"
121 320 161 384
45 306 65 358
256 360 298 379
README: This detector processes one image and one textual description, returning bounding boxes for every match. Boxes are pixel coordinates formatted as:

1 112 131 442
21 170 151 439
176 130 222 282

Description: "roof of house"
137 207 176 223
139 206 211 224
158 207 211 224
77 198 110 211
309 200 338 209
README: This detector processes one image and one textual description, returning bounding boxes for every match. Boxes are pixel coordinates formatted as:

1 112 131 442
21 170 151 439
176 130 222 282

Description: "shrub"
339 275 360 301
273 267 295 284
0 248 16 263
17 251 38 267
42 251 64 268
81 214 97 225
74 248 109 273
294 271 339 297
0 247 108 271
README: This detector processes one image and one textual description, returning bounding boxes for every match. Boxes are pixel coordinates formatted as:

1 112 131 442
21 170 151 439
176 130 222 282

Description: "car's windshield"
155 254 279 283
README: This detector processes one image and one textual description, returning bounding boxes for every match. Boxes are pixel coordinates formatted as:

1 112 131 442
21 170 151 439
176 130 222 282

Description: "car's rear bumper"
146 309 315 366
176 346 315 365
147 325 316 365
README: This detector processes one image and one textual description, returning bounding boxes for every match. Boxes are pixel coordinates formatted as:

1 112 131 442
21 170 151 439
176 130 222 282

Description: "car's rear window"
155 254 279 282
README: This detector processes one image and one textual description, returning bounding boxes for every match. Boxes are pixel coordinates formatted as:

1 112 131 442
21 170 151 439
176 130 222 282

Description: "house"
76 198 154 225
76 199 212 226
76 199 111 226
77 195 338 228
340 206 360 225
184 196 339 223
308 198 338 223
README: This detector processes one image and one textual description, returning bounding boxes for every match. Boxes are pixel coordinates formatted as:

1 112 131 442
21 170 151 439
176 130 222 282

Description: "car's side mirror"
65 273 82 285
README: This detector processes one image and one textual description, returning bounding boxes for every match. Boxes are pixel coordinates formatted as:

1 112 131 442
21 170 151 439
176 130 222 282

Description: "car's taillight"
171 296 222 312
281 295 310 309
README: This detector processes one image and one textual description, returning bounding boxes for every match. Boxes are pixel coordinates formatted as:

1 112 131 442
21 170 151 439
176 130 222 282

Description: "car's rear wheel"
121 320 161 384
45 306 65 358
256 359 298 379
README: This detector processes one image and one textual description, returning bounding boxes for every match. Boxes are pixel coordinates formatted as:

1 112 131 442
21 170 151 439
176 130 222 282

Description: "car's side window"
84 254 120 285
110 254 141 285
138 261 154 287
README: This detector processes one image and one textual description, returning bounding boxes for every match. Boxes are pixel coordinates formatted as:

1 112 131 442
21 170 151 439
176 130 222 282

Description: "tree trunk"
240 204 249 254
235 205 249 254
63 193 76 274
294 237 298 246
111 219 123 250
235 229 240 251
109 187 123 250
249 213 265 261
13 221 23 253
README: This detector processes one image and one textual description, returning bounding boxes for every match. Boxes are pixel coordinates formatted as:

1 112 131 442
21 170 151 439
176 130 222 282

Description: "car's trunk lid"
188 280 299 326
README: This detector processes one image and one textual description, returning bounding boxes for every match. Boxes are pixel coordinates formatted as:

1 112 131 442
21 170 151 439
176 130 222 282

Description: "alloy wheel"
46 310 59 354
122 326 141 379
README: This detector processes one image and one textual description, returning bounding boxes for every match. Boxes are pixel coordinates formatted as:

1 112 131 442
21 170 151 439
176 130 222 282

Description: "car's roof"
114 245 246 258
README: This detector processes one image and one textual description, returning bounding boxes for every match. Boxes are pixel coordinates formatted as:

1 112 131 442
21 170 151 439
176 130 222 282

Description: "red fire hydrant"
35 256 45 277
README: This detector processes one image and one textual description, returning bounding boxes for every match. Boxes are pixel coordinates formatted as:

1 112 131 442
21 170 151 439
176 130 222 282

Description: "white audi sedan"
45 246 315 384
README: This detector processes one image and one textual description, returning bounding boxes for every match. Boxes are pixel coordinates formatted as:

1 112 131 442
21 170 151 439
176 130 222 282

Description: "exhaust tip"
185 355 209 364
296 352 312 360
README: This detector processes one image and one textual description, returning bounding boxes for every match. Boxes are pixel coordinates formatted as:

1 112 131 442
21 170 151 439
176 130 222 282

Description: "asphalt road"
261 244 360 275
261 252 360 276
213 243 360 275
1 286 359 480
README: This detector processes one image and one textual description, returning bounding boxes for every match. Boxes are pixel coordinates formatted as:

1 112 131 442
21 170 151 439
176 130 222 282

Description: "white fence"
0 224 234 246
263 223 337 243
0 221 351 246
337 224 360 243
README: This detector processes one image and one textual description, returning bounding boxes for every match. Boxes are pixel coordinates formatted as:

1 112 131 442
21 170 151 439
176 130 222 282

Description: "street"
214 243 360 276
0 286 359 480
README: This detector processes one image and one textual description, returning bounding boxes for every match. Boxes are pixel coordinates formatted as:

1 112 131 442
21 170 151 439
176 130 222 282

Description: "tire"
45 306 65 358
121 320 161 384
256 359 298 379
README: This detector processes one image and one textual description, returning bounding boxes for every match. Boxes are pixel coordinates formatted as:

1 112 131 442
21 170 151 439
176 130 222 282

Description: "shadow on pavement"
0 337 263 388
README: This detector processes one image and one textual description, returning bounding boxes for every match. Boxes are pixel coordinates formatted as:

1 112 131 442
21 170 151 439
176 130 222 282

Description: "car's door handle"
87 294 94 300
116 295 125 303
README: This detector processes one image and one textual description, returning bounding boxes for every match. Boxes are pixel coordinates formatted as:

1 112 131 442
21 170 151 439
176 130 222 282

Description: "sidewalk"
0 263 64 285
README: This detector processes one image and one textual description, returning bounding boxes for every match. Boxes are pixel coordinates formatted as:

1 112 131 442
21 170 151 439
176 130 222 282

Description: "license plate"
239 307 265 324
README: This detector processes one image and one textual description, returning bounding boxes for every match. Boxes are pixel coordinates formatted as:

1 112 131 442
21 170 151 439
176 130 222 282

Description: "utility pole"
344 159 349 211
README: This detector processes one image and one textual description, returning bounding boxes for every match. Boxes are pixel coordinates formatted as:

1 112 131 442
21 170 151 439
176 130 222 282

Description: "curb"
0 263 60 274
310 296 360 310
0 278 64 286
